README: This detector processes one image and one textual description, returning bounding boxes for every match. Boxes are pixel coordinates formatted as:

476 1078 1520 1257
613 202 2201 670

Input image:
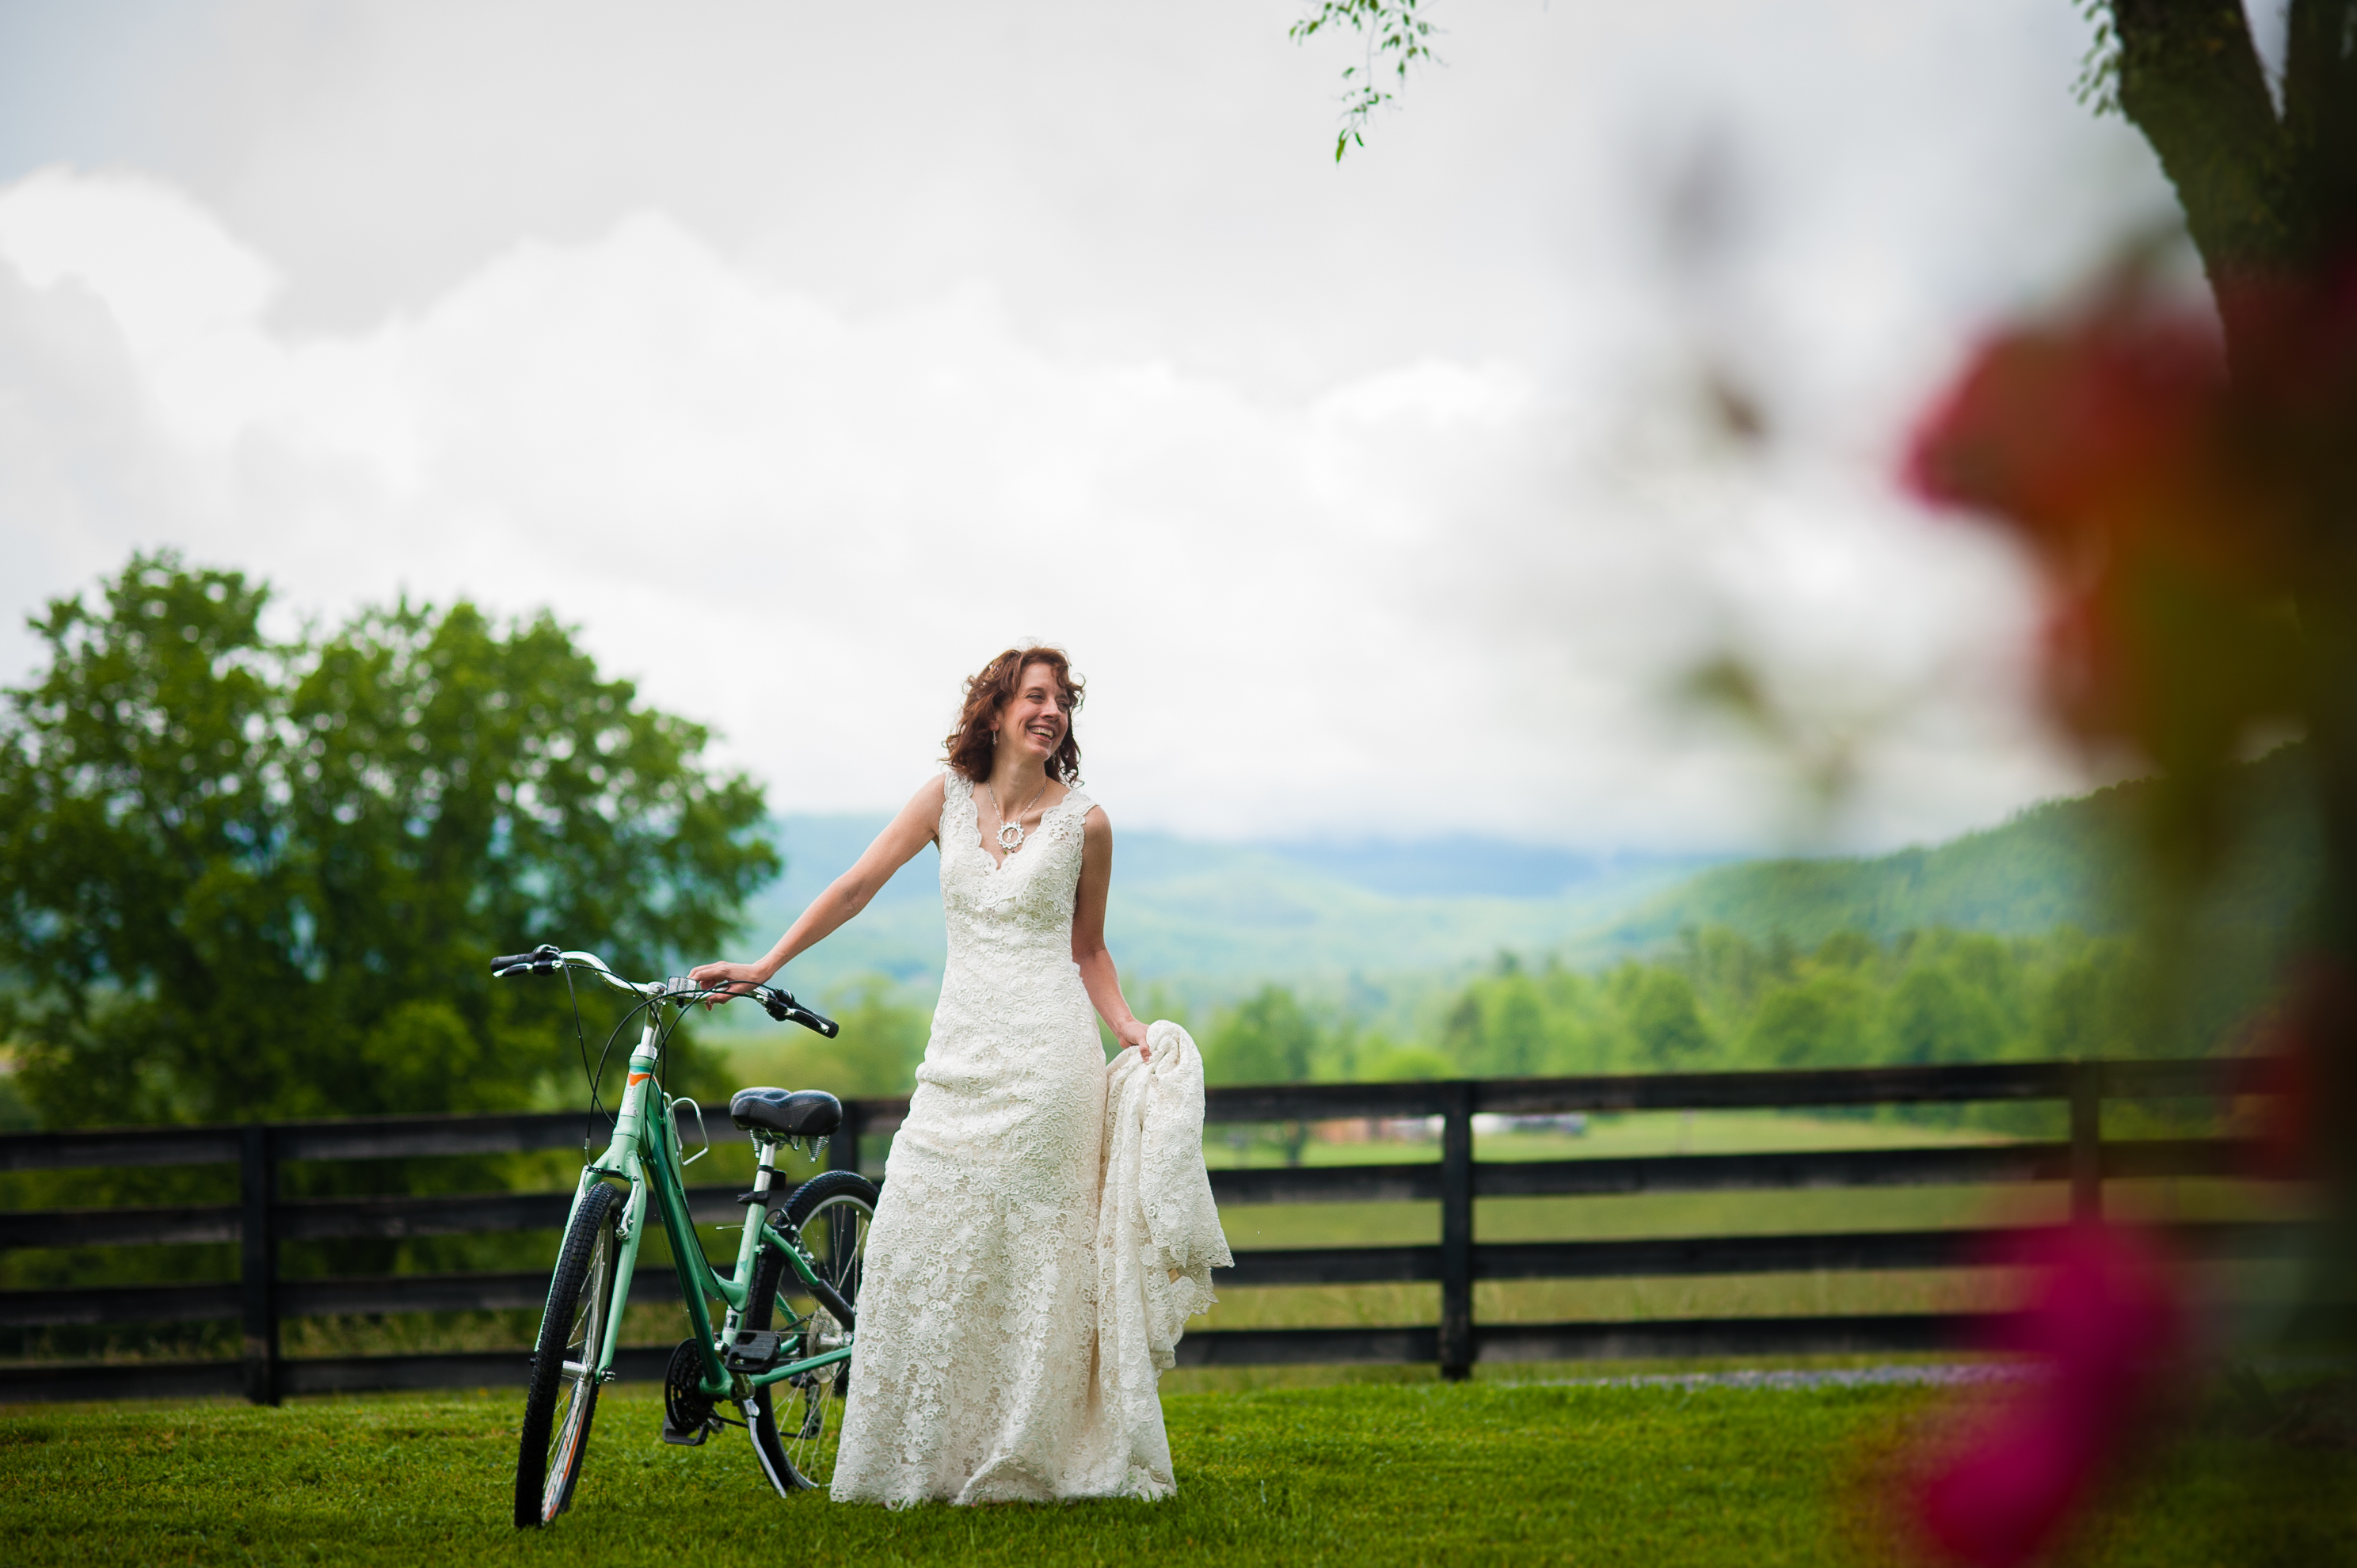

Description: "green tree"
1742 972 1872 1068
0 554 776 1127
1435 974 1550 1077
1881 964 2010 1066
735 975 928 1100
1626 968 1714 1070
1357 1039 1457 1081
1208 985 1320 1085
2035 953 2111 1061
1488 982 1548 1077
1209 984 1322 1165
1815 931 1876 971
1438 991 1483 1069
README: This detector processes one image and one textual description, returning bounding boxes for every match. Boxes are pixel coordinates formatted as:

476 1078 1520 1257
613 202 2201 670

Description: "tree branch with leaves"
1290 0 1440 161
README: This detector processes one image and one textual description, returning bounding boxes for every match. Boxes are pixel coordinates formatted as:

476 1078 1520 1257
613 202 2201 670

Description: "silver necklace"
988 778 1049 852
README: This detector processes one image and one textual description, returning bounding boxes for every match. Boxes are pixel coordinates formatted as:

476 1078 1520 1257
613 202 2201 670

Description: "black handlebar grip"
758 988 840 1038
491 942 562 976
788 1006 840 1039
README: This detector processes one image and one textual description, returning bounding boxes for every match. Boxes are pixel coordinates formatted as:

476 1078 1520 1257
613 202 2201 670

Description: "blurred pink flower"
1902 275 2332 774
1913 1222 2186 1567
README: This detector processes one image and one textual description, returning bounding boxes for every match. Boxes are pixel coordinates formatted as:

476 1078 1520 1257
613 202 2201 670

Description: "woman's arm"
1072 805 1149 1056
690 774 946 1003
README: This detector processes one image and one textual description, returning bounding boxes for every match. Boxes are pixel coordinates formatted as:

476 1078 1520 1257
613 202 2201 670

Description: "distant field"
1206 1109 2029 1168
3 1378 2348 1566
7 1111 2292 1368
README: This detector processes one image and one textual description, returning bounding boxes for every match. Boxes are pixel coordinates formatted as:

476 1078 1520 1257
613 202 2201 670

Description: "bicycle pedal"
659 1418 712 1448
722 1329 785 1372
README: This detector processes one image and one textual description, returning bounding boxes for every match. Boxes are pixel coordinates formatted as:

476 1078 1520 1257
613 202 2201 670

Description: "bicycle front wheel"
742 1168 878 1494
514 1180 623 1528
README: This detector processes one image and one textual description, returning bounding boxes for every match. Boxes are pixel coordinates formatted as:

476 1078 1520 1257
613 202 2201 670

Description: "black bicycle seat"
727 1087 843 1141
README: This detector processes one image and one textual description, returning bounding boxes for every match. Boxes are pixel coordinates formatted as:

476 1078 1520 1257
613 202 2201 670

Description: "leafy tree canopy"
0 553 777 1127
1209 984 1321 1086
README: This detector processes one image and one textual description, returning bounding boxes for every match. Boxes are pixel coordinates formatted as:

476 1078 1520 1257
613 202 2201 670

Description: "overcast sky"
0 0 2185 851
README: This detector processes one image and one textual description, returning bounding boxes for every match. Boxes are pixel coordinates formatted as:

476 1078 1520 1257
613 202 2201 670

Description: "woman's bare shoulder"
886 774 949 837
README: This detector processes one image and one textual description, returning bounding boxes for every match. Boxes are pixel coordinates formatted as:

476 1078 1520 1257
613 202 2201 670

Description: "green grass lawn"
3 1379 2349 1566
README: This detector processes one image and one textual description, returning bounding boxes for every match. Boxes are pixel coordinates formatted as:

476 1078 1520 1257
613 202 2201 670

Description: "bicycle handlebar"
760 991 842 1038
490 943 840 1037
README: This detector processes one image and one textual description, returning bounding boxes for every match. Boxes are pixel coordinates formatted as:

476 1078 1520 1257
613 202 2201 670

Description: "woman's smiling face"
994 661 1071 768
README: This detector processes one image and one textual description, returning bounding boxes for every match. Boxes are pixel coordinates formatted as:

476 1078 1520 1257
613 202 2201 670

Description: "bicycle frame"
543 954 852 1402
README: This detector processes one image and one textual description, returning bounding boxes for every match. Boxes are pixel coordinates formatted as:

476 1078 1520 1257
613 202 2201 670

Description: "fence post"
830 1102 862 1178
1437 1081 1475 1382
238 1124 280 1406
2069 1063 2102 1223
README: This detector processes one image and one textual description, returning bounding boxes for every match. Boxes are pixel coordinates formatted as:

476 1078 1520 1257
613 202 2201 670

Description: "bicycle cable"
584 993 657 1131
562 961 607 1155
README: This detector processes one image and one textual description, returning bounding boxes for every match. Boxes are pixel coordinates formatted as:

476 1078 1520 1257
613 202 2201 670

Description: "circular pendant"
996 820 1026 851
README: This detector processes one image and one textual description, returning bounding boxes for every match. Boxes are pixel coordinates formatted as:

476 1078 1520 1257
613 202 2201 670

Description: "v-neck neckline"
969 778 1072 873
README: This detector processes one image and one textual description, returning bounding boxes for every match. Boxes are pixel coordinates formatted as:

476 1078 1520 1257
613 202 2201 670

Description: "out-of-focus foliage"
1897 9 2357 1539
718 975 930 1101
1908 0 2357 1338
1910 2 2357 884
1209 984 1323 1087
0 553 776 1127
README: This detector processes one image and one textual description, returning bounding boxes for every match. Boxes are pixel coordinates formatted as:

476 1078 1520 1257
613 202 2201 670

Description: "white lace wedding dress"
829 772 1185 1506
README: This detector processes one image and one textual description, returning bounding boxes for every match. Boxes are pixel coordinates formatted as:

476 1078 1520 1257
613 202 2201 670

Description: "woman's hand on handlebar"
687 959 770 1009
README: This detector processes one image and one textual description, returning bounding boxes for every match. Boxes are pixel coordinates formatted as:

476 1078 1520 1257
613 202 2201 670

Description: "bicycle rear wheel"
741 1168 878 1494
514 1180 623 1528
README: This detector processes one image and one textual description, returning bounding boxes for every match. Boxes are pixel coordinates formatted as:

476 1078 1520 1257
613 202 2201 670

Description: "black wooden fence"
0 1057 2288 1403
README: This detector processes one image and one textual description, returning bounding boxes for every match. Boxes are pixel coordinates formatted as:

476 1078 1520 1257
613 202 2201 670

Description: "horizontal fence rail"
0 1057 2296 1403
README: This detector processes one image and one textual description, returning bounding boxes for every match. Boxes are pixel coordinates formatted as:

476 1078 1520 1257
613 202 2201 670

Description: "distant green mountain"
730 816 1715 1014
1585 744 2321 957
721 748 2319 1027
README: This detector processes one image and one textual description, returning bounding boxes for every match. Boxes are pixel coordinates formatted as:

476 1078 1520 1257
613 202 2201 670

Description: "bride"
691 645 1182 1505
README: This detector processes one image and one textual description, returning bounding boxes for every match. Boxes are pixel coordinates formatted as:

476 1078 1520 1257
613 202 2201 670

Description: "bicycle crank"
660 1338 722 1447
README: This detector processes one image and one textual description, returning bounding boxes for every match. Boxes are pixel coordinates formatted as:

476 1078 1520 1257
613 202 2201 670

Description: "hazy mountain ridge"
736 816 1717 1010
1587 744 2320 957
734 748 2319 1017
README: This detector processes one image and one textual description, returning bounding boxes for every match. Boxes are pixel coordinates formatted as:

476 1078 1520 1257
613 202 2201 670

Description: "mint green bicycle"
492 944 878 1527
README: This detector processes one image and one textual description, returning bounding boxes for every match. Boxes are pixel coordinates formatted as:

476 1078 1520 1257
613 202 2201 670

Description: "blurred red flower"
1902 276 2330 777
1913 1222 2186 1567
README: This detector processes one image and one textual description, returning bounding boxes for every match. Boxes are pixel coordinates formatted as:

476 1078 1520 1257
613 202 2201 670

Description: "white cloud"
0 0 2177 854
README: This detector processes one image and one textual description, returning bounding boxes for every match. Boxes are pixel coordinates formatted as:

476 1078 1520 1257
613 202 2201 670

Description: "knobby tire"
513 1180 623 1528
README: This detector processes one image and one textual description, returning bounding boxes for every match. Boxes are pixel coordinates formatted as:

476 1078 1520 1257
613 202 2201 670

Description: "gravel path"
1540 1362 2034 1391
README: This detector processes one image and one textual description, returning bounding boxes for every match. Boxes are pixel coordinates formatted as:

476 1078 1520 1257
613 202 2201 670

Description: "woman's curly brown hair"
943 646 1084 785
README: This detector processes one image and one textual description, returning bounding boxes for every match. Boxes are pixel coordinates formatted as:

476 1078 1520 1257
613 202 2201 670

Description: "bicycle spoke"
742 1174 874 1495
